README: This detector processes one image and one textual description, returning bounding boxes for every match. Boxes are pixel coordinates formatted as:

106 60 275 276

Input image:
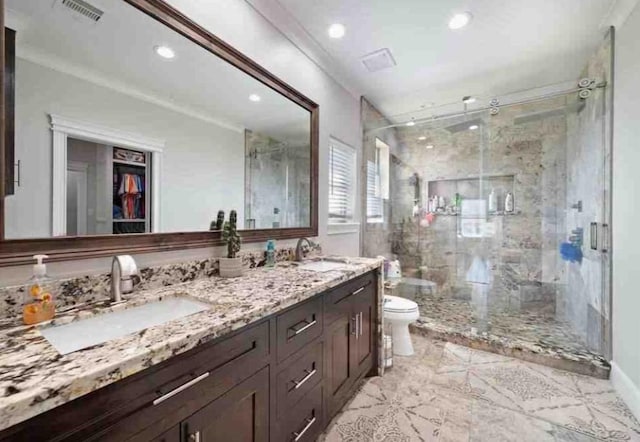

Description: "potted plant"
219 210 243 277
209 210 225 231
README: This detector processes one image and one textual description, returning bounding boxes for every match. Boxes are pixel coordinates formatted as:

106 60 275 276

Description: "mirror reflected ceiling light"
469 124 479 130
154 45 175 59
418 136 427 141
328 23 346 39
426 145 435 149
406 118 416 127
249 94 261 102
448 12 472 30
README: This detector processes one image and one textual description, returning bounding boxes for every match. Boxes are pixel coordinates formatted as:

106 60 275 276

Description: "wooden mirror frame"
0 0 319 267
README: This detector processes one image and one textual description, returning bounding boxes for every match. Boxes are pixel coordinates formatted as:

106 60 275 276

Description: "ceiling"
5 0 310 144
274 0 618 121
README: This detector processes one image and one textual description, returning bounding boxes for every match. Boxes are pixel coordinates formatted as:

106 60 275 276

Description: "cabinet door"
181 367 269 442
325 311 356 420
353 284 376 378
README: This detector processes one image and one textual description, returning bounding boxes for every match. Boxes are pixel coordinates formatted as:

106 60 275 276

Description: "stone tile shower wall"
389 97 568 313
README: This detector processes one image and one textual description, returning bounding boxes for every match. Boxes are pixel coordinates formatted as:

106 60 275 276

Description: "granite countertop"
0 256 382 431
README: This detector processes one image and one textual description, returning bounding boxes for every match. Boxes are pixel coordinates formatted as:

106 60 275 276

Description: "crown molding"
245 0 363 100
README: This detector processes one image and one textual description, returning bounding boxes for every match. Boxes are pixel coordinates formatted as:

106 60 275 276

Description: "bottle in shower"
505 192 514 213
488 189 497 213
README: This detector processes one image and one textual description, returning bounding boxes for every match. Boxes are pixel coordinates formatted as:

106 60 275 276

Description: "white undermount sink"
297 260 349 272
40 297 210 355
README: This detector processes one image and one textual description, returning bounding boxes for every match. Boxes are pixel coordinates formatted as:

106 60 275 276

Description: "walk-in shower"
363 32 613 377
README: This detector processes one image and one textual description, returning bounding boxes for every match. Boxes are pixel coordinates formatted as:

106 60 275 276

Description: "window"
367 138 390 223
328 137 356 223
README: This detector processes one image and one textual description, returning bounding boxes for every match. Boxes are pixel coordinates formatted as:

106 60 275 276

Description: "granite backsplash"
0 243 322 321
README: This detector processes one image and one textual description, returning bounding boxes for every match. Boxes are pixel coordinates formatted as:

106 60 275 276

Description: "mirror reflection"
3 0 311 239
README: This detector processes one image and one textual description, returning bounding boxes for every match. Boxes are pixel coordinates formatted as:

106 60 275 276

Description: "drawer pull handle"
359 312 364 336
153 372 210 406
292 319 317 336
293 416 317 441
352 286 365 296
293 368 317 390
188 431 201 442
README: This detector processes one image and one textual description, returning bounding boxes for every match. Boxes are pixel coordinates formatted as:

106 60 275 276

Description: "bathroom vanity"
0 259 382 441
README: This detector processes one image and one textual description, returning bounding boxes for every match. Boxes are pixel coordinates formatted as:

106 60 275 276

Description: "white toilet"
383 295 420 356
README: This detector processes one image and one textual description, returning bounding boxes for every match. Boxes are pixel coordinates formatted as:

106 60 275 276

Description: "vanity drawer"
324 272 375 325
276 341 323 418
0 321 270 442
276 296 323 362
92 321 271 441
278 383 324 442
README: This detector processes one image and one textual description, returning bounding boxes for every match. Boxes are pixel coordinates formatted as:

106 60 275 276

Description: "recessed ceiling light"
426 144 435 149
249 94 261 102
469 124 479 130
418 136 427 141
328 23 346 39
154 45 175 59
448 12 472 30
462 96 476 104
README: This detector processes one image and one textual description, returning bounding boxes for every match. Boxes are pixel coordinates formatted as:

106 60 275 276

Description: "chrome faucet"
295 237 314 262
111 255 138 302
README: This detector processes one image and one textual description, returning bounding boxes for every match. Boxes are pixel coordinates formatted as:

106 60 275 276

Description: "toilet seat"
384 295 418 313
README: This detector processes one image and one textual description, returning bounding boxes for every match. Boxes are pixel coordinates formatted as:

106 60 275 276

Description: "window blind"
329 139 355 221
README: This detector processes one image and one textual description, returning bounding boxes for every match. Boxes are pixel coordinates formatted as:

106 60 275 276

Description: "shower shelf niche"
426 173 516 213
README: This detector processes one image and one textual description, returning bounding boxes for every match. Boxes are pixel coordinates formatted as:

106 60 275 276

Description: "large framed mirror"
0 0 319 266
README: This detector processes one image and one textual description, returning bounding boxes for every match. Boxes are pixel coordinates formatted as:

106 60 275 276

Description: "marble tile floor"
396 288 610 378
319 335 639 442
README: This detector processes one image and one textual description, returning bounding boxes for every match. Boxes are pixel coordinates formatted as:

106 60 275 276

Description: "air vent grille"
60 0 104 22
361 48 396 73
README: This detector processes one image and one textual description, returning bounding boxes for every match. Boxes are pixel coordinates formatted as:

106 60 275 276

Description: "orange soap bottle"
23 254 55 325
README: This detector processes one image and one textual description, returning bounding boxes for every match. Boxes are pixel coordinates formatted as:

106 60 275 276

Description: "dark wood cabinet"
0 271 378 442
181 367 269 442
353 284 376 379
324 273 376 421
325 312 355 419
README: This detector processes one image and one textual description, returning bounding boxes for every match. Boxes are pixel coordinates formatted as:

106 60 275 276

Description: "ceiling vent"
59 0 104 23
361 48 396 73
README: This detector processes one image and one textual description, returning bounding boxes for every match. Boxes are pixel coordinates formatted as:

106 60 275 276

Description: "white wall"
164 0 363 247
5 58 245 238
612 2 640 419
0 0 362 281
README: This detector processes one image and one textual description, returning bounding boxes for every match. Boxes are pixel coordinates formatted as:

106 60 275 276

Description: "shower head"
443 118 483 134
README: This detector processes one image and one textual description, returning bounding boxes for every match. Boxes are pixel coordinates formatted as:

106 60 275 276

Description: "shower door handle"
601 223 609 253
590 222 598 250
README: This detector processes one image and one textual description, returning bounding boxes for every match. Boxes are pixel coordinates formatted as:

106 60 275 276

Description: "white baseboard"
610 361 640 420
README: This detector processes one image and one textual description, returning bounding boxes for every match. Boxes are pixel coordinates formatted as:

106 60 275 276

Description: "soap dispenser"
23 254 55 325
265 239 276 267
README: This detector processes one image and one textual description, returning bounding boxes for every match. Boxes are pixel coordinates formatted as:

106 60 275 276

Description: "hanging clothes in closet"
117 173 145 219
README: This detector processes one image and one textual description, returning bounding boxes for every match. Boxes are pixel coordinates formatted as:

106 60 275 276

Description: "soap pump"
23 254 56 325
265 239 276 267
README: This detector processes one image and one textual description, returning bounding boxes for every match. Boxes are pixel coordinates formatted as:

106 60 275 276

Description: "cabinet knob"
189 431 201 442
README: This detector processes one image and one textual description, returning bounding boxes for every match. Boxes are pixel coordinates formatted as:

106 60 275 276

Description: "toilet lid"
384 295 418 313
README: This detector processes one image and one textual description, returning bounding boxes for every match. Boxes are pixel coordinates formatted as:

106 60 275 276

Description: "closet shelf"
113 159 146 167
